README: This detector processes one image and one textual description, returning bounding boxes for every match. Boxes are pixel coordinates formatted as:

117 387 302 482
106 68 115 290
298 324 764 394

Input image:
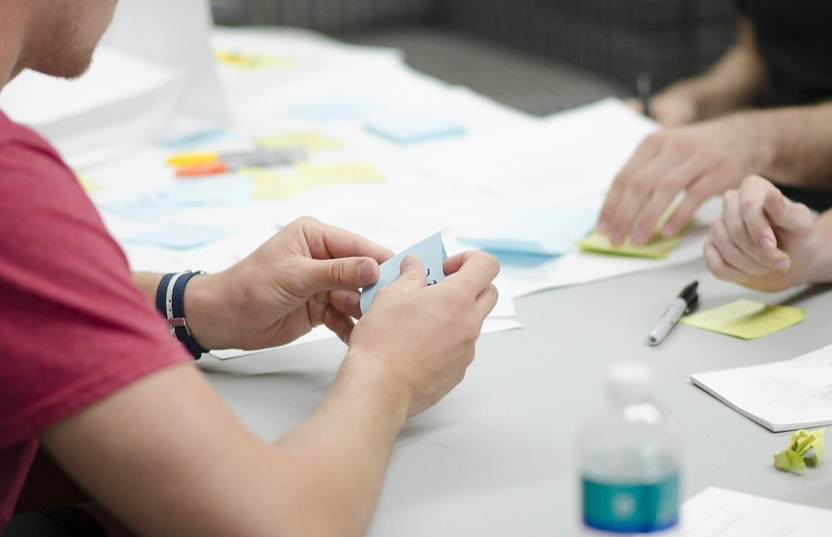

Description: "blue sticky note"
365 114 465 143
290 97 385 121
126 222 231 250
99 191 178 221
459 206 597 256
168 176 252 207
360 232 448 314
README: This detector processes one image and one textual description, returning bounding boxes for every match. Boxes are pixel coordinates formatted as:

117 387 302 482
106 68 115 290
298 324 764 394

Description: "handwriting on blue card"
365 114 465 143
126 222 231 250
459 206 597 256
360 232 448 314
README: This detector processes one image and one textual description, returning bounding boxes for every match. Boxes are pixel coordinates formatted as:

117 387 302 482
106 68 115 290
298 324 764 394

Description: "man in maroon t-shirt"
0 2 500 536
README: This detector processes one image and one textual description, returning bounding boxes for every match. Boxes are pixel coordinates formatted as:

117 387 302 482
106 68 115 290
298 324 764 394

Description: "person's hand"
343 251 499 417
622 92 700 127
704 175 821 292
186 216 394 350
596 113 757 246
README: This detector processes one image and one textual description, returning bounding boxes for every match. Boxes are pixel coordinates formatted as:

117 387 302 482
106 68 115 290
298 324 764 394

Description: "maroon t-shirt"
0 111 191 528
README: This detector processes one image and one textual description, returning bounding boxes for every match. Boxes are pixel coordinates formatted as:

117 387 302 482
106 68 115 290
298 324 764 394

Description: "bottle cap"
606 360 654 402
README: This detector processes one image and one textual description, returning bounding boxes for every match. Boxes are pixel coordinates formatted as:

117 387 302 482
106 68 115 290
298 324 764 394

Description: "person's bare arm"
43 251 500 537
626 16 768 126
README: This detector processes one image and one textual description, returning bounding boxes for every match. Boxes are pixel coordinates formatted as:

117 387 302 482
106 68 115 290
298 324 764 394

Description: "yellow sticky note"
295 162 385 185
215 50 294 69
246 163 385 199
774 428 824 473
679 299 805 339
578 230 683 259
255 132 344 152
578 208 689 259
247 168 314 200
75 172 104 192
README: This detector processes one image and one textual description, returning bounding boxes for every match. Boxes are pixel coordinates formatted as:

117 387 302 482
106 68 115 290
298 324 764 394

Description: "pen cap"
606 360 654 404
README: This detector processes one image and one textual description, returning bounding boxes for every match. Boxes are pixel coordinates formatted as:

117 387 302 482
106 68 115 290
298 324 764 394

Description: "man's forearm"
745 102 832 189
132 271 164 304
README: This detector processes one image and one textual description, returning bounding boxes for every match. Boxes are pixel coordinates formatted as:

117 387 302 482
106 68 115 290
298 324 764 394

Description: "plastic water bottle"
578 361 681 534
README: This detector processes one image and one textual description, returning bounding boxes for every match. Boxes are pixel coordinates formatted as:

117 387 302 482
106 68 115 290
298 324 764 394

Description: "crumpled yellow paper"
774 428 825 473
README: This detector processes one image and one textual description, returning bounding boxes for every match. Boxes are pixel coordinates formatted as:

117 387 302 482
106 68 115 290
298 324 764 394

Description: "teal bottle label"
582 473 679 533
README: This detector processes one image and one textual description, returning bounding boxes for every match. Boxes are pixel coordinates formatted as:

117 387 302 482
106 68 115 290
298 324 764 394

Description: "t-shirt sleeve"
0 134 191 449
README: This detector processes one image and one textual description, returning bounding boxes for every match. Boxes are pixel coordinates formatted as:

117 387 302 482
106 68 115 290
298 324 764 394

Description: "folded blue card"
360 232 448 314
459 206 597 256
365 114 465 144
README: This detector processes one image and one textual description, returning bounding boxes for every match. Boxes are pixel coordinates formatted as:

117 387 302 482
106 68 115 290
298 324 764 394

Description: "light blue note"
290 96 385 121
365 114 465 143
360 232 448 314
126 222 231 250
99 177 252 221
99 190 178 221
167 175 252 207
459 206 597 256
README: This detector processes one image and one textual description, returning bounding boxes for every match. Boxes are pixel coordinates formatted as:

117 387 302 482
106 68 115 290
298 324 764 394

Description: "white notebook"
690 343 832 432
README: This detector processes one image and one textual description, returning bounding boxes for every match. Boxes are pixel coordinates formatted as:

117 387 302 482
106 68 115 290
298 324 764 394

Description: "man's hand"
343 251 500 417
597 113 759 246
186 216 394 350
704 175 821 291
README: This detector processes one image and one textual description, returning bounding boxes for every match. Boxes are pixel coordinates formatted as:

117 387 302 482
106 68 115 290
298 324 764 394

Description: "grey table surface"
199 258 832 536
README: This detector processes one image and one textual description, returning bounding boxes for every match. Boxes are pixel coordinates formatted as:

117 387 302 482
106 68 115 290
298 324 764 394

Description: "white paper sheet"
691 343 832 432
678 487 832 536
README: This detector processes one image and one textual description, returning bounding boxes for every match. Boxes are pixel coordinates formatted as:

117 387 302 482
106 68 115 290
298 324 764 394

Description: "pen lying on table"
168 147 308 177
648 280 698 346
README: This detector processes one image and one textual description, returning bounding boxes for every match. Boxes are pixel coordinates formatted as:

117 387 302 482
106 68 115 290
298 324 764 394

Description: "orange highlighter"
169 147 307 177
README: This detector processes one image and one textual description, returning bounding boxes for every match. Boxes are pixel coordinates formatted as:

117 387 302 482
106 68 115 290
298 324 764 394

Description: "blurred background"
210 0 738 116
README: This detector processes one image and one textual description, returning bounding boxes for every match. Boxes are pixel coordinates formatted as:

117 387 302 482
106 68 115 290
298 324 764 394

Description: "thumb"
762 187 814 239
393 255 427 288
304 257 380 293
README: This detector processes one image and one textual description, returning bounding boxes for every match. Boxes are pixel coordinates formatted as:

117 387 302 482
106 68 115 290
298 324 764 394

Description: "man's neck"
0 3 28 91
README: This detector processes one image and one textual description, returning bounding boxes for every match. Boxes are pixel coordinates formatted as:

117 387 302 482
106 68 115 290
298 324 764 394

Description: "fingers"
761 180 816 236
296 257 381 299
707 196 781 277
296 216 394 264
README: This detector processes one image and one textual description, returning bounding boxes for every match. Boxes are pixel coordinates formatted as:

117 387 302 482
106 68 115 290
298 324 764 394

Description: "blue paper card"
126 222 231 250
365 114 465 143
459 206 597 256
360 232 448 314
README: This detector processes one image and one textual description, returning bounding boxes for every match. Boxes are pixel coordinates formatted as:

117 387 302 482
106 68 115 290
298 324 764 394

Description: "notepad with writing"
690 343 832 432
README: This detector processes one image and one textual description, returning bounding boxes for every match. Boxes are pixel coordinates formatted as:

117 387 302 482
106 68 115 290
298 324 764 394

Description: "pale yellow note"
247 168 315 200
578 207 689 259
75 172 104 192
255 132 344 152
247 163 385 200
215 49 294 70
578 230 683 259
679 299 805 339
295 162 385 185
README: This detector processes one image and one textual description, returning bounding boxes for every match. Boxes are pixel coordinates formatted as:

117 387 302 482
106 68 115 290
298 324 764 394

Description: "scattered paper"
679 487 832 535
680 299 805 340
